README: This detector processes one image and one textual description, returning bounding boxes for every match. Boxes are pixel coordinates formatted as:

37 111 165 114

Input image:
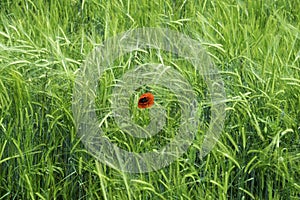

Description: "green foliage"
0 0 299 199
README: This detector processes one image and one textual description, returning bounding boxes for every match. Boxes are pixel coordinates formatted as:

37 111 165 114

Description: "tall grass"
0 0 299 199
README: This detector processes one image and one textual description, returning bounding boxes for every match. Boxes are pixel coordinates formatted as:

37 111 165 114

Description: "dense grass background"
0 0 299 199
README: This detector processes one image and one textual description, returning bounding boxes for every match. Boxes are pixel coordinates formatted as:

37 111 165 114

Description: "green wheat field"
0 0 299 199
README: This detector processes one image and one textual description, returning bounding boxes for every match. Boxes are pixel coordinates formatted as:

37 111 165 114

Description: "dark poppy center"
139 97 149 104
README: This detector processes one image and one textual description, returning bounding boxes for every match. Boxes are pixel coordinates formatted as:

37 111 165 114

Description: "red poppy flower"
138 92 154 109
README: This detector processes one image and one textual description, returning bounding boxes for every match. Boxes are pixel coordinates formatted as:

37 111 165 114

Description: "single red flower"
138 92 154 109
